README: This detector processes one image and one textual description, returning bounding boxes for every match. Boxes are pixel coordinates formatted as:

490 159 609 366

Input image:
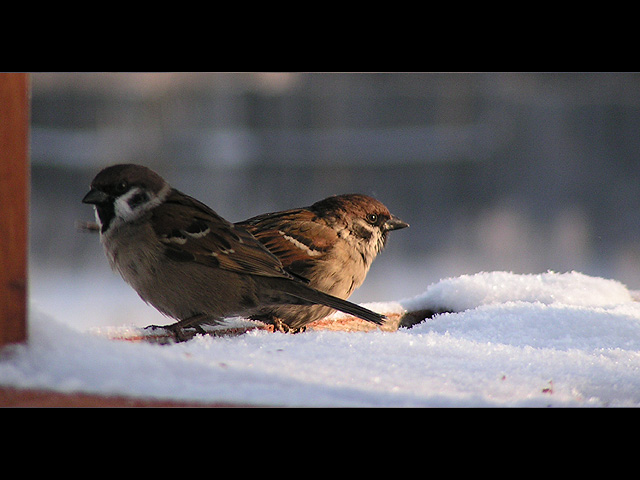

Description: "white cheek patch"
113 184 171 225
113 189 141 222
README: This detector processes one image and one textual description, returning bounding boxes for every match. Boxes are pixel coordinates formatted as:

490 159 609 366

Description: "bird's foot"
143 323 197 343
272 318 306 334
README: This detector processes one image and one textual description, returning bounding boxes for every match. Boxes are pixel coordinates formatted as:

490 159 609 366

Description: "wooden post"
0 73 29 347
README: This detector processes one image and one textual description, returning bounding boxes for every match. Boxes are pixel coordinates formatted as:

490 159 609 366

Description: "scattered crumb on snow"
3 270 640 407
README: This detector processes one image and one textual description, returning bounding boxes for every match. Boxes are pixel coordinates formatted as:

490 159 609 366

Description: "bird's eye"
366 213 378 224
115 181 129 194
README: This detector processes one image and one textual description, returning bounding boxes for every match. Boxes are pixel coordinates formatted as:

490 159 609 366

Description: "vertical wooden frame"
0 73 29 347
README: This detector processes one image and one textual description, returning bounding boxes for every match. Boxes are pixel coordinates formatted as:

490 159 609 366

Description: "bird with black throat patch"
81 164 386 340
238 194 408 331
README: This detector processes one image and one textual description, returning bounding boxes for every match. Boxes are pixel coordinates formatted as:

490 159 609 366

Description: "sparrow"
237 194 409 331
81 164 385 340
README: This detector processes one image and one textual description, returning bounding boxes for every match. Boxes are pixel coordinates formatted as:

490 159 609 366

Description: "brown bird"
238 194 409 331
81 164 386 340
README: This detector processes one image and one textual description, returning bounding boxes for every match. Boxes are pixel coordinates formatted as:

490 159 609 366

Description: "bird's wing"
152 189 293 279
238 208 337 274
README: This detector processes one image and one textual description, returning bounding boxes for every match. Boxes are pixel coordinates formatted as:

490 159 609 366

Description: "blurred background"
28 72 640 329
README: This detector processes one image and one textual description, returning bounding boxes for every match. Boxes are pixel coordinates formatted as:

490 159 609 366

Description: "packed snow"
3 270 640 407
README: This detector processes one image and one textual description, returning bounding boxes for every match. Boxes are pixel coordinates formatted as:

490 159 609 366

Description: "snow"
3 270 640 407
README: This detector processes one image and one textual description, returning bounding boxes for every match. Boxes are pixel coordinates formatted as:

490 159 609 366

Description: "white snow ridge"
3 271 640 407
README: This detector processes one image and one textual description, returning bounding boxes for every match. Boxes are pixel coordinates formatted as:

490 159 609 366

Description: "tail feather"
267 279 386 326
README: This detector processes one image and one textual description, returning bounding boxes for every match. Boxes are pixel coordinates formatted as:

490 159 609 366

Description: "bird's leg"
144 314 209 342
272 317 306 334
193 324 207 335
272 317 291 333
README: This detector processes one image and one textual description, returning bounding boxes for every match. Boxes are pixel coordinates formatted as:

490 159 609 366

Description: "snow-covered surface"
4 270 640 407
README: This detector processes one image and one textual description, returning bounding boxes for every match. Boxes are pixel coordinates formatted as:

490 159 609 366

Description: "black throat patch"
95 203 116 233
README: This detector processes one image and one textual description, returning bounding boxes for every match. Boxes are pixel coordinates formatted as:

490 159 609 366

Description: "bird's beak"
82 188 110 205
384 215 409 231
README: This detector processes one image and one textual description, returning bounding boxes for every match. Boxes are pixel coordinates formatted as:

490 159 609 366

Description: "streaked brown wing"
152 189 292 279
238 208 335 270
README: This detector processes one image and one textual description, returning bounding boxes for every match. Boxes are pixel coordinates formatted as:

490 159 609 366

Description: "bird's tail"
264 279 386 326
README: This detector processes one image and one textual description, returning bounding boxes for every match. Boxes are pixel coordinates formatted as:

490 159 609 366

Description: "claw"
143 323 192 342
272 317 306 334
